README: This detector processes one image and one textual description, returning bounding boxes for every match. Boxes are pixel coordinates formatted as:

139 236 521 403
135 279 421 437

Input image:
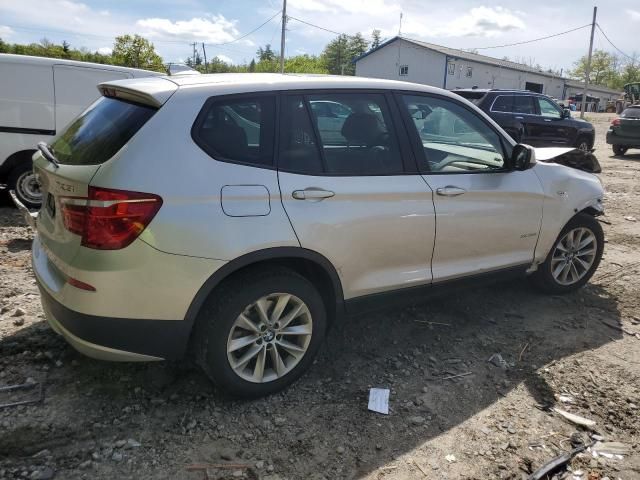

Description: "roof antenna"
398 12 403 36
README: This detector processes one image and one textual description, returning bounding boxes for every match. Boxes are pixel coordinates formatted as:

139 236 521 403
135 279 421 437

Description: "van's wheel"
8 162 42 208
612 145 628 156
529 213 604 294
576 136 591 152
194 267 327 398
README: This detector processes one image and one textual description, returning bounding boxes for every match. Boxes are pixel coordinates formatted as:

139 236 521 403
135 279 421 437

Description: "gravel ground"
0 112 639 480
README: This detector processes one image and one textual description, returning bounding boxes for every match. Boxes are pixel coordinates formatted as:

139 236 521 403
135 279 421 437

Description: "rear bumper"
38 282 191 361
606 130 640 147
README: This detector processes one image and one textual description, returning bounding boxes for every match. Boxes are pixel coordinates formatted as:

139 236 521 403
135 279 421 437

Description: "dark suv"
454 89 595 151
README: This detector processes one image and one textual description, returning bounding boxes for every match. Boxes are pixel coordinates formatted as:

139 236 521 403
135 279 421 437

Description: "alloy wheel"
226 293 313 383
551 227 597 285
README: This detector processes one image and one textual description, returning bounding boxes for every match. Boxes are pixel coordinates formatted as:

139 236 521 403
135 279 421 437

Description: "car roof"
455 88 546 95
101 73 472 106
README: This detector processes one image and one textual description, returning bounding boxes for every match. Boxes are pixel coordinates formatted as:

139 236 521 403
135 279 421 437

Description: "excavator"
606 82 640 113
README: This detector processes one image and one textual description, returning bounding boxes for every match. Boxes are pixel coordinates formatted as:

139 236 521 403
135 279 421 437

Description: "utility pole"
280 0 287 74
580 6 597 119
191 42 197 67
202 42 208 73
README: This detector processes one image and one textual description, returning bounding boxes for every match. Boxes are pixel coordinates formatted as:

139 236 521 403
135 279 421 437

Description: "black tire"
575 135 591 152
529 213 604 294
194 267 327 398
8 161 41 208
612 145 628 156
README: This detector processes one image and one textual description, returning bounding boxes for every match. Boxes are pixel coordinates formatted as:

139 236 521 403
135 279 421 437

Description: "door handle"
515 116 524 120
292 188 335 200
544 118 552 122
436 186 467 197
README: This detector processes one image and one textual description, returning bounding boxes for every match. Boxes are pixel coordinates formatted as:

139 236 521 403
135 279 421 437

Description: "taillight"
61 187 162 250
611 118 621 126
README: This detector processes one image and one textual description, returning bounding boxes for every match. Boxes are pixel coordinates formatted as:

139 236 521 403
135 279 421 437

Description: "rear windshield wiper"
37 142 60 168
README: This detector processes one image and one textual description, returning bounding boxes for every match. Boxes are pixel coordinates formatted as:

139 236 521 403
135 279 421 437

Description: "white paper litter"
368 388 390 415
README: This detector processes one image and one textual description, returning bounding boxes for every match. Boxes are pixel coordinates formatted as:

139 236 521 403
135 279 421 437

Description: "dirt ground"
0 112 639 480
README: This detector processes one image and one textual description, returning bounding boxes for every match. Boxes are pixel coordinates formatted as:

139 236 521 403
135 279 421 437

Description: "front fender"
532 162 604 264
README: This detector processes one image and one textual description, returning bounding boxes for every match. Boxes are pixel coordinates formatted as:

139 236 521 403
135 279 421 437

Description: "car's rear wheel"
612 145 628 156
194 267 327 398
529 213 604 294
9 162 42 208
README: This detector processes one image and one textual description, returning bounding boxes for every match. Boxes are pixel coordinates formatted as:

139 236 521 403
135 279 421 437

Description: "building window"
399 65 408 76
448 62 455 75
466 66 473 78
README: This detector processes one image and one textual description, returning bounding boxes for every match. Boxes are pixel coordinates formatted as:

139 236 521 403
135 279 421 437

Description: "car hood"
533 147 601 174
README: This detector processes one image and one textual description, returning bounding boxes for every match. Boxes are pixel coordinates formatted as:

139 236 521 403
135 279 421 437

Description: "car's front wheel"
612 145 628 156
529 213 604 294
195 267 327 398
9 162 42 208
576 136 591 152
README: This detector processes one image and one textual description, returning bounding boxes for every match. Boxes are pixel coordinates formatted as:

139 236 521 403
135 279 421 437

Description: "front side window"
194 96 275 167
402 94 505 173
537 97 562 118
513 96 536 115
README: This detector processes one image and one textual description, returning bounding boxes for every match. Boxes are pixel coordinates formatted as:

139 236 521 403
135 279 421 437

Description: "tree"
112 34 164 71
569 49 617 86
285 54 328 74
257 44 276 62
248 58 256 72
322 33 369 75
371 29 382 49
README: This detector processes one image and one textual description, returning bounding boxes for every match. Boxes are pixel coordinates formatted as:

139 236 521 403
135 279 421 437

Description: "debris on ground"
527 443 592 480
553 408 597 429
488 353 509 369
368 387 390 414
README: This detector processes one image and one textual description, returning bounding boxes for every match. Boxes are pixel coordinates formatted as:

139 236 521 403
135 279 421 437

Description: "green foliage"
0 37 114 64
322 33 369 75
568 49 640 89
257 44 276 62
371 29 382 50
112 34 164 71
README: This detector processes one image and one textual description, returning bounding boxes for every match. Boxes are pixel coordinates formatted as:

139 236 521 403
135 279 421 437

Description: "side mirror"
562 108 571 119
511 144 536 171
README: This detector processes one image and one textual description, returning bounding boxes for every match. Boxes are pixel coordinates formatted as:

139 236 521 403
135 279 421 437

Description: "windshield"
50 96 156 165
453 91 486 105
621 107 640 119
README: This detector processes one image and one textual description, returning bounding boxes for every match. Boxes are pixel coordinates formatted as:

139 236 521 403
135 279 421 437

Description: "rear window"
50 96 156 165
453 91 486 105
621 107 640 119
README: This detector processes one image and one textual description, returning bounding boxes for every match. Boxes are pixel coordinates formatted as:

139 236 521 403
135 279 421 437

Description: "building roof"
355 36 565 80
564 81 621 95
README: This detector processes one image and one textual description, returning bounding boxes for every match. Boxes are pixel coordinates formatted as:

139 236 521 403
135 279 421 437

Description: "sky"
0 0 639 73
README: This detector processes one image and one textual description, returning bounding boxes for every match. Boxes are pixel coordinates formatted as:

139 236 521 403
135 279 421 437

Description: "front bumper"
38 283 191 361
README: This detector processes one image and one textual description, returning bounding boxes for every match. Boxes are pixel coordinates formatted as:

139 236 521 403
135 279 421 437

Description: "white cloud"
99 10 110 16
0 25 14 38
628 9 640 21
215 54 232 64
136 14 241 44
97 46 112 55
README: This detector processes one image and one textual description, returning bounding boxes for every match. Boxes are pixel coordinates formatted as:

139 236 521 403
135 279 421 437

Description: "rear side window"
194 96 275 167
278 93 404 176
491 95 513 113
50 97 156 165
513 96 536 114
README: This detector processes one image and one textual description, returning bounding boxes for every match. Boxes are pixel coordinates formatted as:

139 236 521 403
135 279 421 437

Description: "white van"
0 54 163 207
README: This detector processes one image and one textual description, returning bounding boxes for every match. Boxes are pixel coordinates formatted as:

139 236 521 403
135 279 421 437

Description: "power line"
472 24 592 50
209 10 281 46
595 23 635 61
287 16 344 36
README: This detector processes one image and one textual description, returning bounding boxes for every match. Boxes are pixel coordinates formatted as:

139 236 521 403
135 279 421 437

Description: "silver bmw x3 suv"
23 74 605 397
